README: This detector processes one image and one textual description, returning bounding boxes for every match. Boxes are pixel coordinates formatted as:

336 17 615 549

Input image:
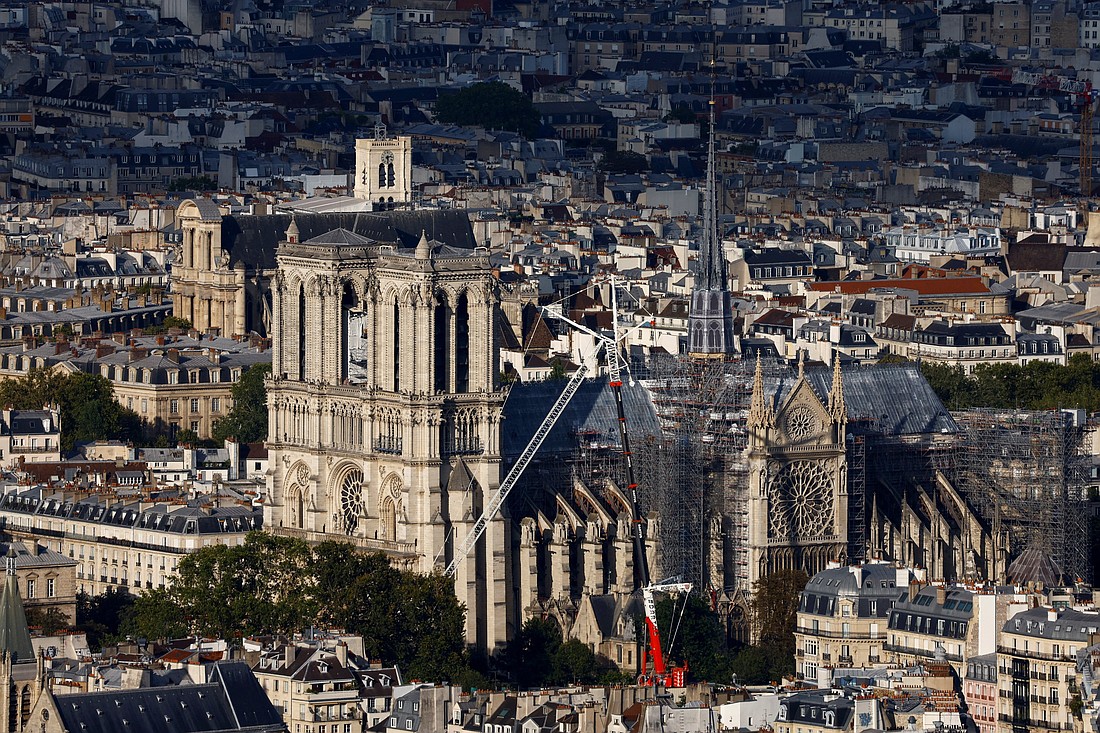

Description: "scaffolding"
943 408 1090 583
638 354 790 595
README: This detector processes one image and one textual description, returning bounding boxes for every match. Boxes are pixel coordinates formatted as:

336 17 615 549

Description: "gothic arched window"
434 297 450 392
455 293 470 392
339 468 365 537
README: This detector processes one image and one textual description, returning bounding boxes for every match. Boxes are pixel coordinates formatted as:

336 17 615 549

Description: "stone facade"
747 356 849 588
264 224 511 651
173 198 264 338
354 126 412 209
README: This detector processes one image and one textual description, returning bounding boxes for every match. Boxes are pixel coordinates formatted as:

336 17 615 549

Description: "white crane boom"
444 346 601 578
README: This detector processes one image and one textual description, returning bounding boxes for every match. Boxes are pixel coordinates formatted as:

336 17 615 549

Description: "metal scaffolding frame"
942 408 1090 584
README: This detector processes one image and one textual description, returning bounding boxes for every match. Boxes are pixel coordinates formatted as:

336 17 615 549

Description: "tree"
598 150 649 175
504 618 562 688
212 363 272 443
653 595 734 683
143 316 193 336
435 82 541 138
748 570 808 682
26 606 70 635
168 532 315 639
122 588 189 641
76 587 136 651
0 369 141 452
168 176 217 192
122 533 480 683
751 570 808 645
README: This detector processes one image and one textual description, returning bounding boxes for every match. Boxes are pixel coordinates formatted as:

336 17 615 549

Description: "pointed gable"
0 550 33 663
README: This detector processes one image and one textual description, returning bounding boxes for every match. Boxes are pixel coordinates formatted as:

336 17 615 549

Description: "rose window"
784 405 818 441
339 468 365 536
767 461 834 540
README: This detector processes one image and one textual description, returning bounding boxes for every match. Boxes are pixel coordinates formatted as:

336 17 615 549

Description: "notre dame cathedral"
747 356 850 588
264 221 511 651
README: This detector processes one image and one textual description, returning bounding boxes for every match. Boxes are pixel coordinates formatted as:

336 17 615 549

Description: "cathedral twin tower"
264 218 510 651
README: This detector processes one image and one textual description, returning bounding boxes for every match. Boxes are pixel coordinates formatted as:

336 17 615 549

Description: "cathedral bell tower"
746 355 849 588
265 223 510 651
354 124 413 211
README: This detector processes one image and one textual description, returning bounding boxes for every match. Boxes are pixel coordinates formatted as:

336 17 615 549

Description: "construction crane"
542 278 692 688
1011 70 1097 196
443 348 598 578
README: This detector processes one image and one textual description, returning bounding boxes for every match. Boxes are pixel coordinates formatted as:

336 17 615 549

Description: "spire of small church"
415 229 431 260
0 546 34 664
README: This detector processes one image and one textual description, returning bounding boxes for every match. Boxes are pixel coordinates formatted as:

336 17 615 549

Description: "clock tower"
354 124 412 210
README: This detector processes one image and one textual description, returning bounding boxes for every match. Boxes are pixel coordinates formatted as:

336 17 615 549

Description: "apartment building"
885 584 992 676
997 606 1098 732
0 333 270 439
795 564 918 679
0 486 262 596
964 653 998 733
253 640 401 733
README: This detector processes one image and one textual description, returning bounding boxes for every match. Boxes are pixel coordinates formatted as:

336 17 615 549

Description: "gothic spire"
748 354 771 429
686 55 737 358
0 547 33 664
829 354 847 421
698 63 727 291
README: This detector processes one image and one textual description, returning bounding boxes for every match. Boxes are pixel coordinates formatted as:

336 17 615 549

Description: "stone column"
518 518 539 616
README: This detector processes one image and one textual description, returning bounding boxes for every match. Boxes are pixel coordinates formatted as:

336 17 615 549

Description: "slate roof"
766 362 957 435
0 556 33 664
219 210 477 270
51 661 284 733
1006 241 1067 273
501 378 660 457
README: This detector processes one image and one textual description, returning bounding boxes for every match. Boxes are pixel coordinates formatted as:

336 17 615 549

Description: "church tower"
353 124 413 210
746 356 849 588
687 77 736 358
264 224 510 651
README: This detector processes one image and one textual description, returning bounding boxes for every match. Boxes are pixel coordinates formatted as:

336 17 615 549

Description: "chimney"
284 644 296 668
1048 608 1059 622
909 579 921 603
155 336 166 346
935 584 947 607
166 348 180 364
335 641 348 667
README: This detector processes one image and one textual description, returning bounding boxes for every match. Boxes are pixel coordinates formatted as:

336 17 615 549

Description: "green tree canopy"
434 82 541 138
501 617 619 688
0 369 142 452
212 363 271 443
914 353 1100 412
119 532 478 682
598 150 649 175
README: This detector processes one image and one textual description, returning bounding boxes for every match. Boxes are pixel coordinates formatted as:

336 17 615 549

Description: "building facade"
746 357 849 589
264 223 510 651
795 563 916 679
353 125 412 209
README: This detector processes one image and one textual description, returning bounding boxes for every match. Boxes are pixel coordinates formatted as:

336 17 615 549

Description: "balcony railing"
10 445 54 454
997 646 1075 663
373 437 402 455
885 642 963 663
796 626 883 641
